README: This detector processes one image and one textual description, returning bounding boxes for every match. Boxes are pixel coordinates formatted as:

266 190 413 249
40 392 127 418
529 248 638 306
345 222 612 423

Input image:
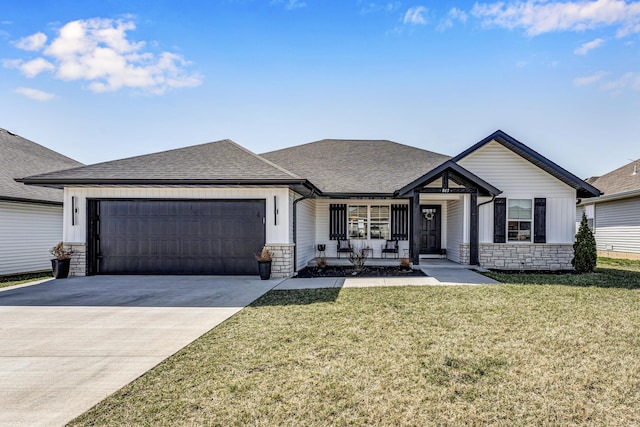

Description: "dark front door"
420 205 441 254
88 199 265 275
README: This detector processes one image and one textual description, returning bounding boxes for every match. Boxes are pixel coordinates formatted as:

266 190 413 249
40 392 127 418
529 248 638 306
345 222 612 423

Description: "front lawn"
0 271 52 289
70 282 640 425
485 257 640 289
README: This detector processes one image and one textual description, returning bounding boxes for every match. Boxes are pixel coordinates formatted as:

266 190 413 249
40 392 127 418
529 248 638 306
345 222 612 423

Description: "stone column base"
65 243 87 276
265 243 295 278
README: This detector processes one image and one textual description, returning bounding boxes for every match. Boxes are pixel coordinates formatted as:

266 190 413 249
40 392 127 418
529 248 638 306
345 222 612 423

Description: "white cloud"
4 18 202 95
13 32 47 51
573 71 608 86
14 87 55 101
437 7 468 31
472 0 640 37
600 72 640 91
403 6 428 25
575 38 605 54
360 2 401 14
271 0 306 10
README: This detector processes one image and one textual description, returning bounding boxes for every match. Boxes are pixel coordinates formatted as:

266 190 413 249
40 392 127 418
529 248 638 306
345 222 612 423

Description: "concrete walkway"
274 266 499 290
0 276 279 427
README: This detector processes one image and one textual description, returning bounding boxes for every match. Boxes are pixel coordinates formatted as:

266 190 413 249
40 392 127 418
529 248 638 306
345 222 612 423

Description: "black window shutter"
534 198 546 243
391 204 409 240
494 198 506 243
329 204 347 240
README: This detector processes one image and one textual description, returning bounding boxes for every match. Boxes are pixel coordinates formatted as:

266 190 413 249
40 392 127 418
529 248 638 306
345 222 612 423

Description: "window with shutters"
348 205 368 239
370 206 390 240
507 199 532 241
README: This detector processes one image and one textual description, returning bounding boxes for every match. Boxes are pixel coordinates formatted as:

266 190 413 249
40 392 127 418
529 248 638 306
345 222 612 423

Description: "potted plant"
50 242 73 279
255 246 272 280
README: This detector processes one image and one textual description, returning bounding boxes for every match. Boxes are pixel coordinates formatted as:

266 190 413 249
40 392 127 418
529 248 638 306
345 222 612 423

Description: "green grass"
0 271 52 289
69 279 640 426
485 257 640 289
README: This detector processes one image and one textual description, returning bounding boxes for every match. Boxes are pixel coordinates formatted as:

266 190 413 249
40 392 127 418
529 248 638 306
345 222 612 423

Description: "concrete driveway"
0 275 278 427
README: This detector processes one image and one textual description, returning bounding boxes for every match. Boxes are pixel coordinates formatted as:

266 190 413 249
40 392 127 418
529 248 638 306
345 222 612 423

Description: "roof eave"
17 178 322 194
577 188 640 205
0 195 63 206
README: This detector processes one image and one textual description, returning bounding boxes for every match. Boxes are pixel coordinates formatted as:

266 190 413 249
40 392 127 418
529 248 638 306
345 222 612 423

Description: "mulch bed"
294 266 426 278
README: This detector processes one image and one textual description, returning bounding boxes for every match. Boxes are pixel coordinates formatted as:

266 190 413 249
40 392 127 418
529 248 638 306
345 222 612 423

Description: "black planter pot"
51 259 71 279
258 260 272 280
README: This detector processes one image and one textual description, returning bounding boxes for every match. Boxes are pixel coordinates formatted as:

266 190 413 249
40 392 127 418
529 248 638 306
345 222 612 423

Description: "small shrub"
49 242 72 260
399 256 411 270
348 244 370 272
316 257 327 268
255 246 272 261
572 212 597 273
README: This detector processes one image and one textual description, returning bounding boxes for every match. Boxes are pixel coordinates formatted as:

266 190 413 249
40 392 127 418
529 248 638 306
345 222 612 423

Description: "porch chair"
381 239 399 258
336 239 353 258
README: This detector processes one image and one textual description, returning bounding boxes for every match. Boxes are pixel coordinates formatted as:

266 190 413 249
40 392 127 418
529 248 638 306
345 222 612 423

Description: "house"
1 128 83 276
577 159 640 260
19 130 600 278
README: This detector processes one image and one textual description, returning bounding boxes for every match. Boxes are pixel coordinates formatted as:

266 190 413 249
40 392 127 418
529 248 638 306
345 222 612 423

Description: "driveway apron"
0 276 277 427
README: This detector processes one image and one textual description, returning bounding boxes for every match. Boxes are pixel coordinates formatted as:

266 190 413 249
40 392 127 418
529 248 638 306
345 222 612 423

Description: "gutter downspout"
292 190 316 273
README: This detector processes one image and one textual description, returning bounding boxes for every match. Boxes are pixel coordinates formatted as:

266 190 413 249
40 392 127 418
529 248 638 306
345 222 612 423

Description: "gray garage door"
89 200 265 275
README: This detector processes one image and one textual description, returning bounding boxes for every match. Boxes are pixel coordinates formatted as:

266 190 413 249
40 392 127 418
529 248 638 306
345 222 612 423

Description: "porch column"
411 189 421 265
469 192 478 265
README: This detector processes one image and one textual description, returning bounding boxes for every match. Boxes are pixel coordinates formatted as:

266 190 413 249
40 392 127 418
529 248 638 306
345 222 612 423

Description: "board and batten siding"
458 140 576 244
0 201 63 275
593 198 640 254
63 186 292 245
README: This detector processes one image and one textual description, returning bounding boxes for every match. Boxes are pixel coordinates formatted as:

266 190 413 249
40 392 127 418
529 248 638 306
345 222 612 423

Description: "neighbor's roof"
262 139 451 195
587 160 640 196
19 139 319 193
452 130 602 199
0 128 83 204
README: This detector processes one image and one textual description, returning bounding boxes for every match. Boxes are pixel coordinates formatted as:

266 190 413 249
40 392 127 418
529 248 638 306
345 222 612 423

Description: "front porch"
304 256 471 269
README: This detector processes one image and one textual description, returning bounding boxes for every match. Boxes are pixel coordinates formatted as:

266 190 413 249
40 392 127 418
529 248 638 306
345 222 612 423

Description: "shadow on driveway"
0 275 280 308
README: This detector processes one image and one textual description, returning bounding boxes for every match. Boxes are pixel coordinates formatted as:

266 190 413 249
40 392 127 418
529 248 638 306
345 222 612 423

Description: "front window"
348 205 368 239
508 199 532 241
370 206 390 240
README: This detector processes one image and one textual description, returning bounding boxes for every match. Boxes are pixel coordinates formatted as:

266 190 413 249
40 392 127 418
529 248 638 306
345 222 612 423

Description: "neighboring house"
577 159 640 260
19 130 600 278
1 128 83 276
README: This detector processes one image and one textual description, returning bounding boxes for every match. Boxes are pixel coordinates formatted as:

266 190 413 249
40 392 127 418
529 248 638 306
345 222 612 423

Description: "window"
348 205 368 239
585 205 595 231
508 199 532 241
346 205 392 239
370 206 390 240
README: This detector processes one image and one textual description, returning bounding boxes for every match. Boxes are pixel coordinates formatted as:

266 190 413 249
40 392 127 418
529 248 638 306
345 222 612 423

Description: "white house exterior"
20 130 600 277
577 160 640 260
0 128 83 276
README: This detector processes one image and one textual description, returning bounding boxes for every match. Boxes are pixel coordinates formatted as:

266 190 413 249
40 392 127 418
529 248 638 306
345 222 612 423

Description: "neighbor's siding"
446 199 464 263
0 201 62 275
63 186 292 245
293 192 316 270
593 198 640 254
458 140 576 244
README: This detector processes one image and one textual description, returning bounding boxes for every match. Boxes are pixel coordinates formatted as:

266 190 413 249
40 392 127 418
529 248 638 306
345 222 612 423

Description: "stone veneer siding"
66 243 86 276
458 244 470 265
478 243 574 270
265 243 295 278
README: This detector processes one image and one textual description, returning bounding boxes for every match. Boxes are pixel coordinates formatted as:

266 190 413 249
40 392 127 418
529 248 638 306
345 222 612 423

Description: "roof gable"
0 128 83 204
262 139 451 195
396 160 502 196
452 130 601 199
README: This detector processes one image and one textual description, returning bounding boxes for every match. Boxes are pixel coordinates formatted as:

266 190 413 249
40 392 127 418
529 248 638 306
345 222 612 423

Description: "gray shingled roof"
587 159 640 196
1 128 83 203
262 139 451 194
21 139 304 184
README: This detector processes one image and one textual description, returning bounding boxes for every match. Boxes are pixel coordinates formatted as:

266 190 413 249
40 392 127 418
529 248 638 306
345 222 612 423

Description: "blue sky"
1 0 639 178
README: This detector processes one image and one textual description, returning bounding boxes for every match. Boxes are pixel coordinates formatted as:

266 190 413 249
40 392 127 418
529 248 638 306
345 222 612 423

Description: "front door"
420 205 441 254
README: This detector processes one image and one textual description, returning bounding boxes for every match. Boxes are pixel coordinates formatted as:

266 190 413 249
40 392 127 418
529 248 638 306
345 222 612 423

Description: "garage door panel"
94 200 265 275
